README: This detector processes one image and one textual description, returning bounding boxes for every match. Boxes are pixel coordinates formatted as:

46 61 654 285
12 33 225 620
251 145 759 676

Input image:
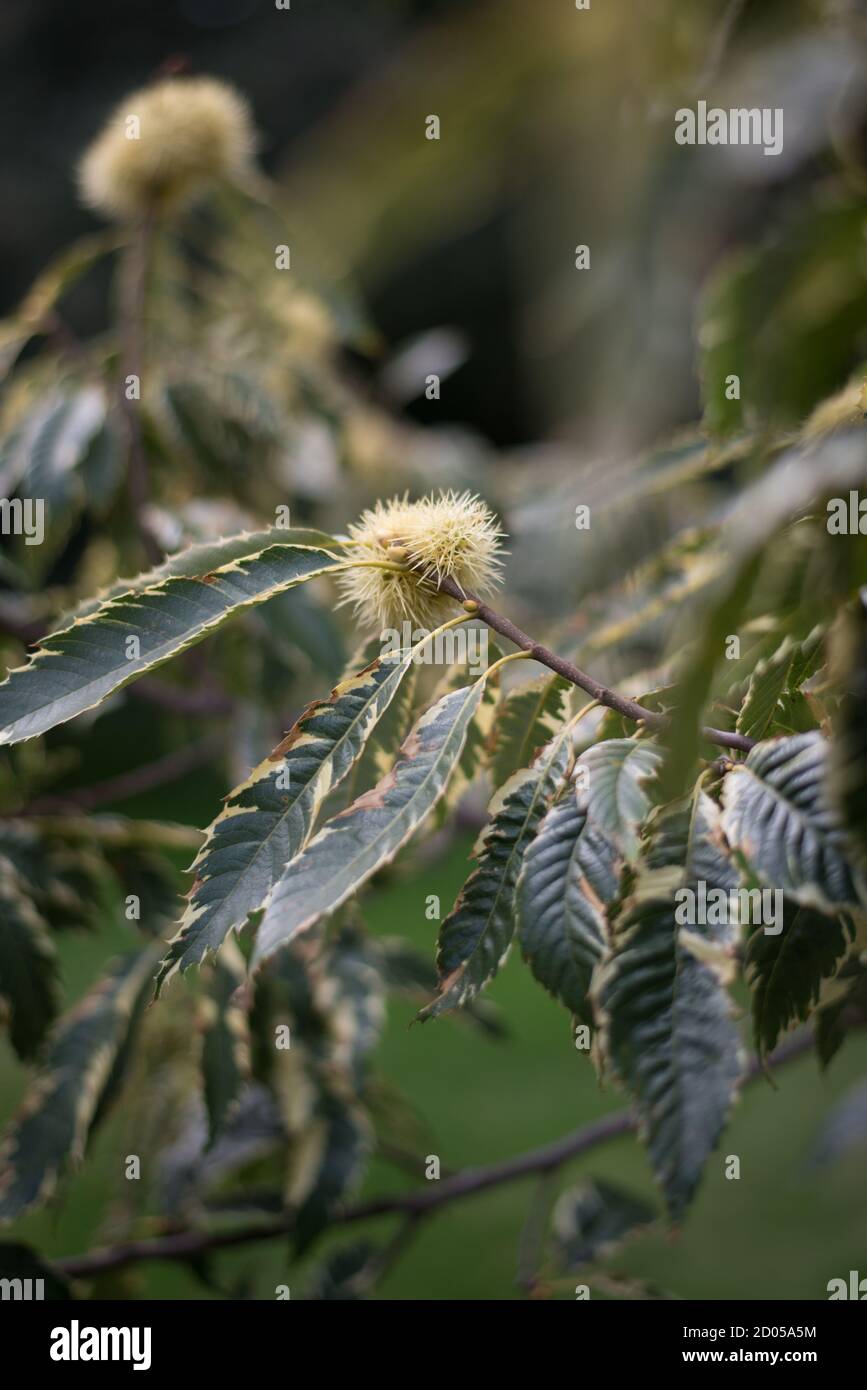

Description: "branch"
18 734 223 814
437 575 756 754
55 1029 814 1281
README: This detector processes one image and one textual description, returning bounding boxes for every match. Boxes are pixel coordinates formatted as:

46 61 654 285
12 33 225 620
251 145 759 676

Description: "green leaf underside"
0 947 158 1222
643 790 740 896
721 732 867 914
419 727 572 1020
251 679 490 968
577 739 663 860
593 787 744 1219
0 543 342 745
552 1179 656 1269
158 645 419 989
746 904 853 1056
594 894 743 1220
517 789 618 1022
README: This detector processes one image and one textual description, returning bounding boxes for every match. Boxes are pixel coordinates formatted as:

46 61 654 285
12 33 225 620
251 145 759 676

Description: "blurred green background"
4 764 866 1301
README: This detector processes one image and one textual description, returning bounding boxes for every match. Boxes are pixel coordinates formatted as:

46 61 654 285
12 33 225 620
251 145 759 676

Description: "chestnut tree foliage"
0 83 866 1301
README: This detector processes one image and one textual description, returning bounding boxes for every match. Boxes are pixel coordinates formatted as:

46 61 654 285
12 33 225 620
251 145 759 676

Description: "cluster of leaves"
0 471 864 1243
1 103 867 1299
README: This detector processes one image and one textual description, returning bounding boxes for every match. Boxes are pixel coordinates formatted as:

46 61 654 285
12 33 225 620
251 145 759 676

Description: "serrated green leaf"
0 946 159 1222
160 1082 284 1216
593 893 743 1220
736 643 796 742
419 726 572 1020
575 738 662 860
427 646 503 821
592 785 744 1219
316 638 418 824
490 673 570 785
516 788 618 1022
373 938 507 1037
159 645 420 988
736 627 824 741
641 790 739 895
721 732 867 914
252 678 490 968
551 1179 656 1269
746 904 854 1057
0 542 343 746
69 525 341 623
813 954 867 1070
0 857 60 1060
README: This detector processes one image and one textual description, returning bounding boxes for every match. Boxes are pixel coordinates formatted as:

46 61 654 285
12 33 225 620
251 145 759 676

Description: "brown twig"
55 1030 815 1281
18 734 224 814
437 575 756 754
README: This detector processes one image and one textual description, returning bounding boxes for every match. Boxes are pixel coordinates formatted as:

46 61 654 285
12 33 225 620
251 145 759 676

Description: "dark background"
3 0 855 456
0 0 533 446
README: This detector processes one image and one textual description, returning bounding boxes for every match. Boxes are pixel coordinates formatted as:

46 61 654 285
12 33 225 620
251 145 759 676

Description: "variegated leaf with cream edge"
573 737 662 860
516 784 619 1025
745 902 854 1059
157 637 425 991
721 732 867 916
735 626 824 743
430 647 503 821
200 939 251 1144
66 524 341 624
251 675 492 969
0 945 159 1222
0 542 344 746
418 723 573 1021
489 672 571 785
592 790 744 1220
0 855 60 1061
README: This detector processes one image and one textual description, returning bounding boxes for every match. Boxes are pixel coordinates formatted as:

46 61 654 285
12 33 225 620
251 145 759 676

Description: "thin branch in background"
437 575 756 754
18 734 224 814
117 212 162 567
54 1028 817 1283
